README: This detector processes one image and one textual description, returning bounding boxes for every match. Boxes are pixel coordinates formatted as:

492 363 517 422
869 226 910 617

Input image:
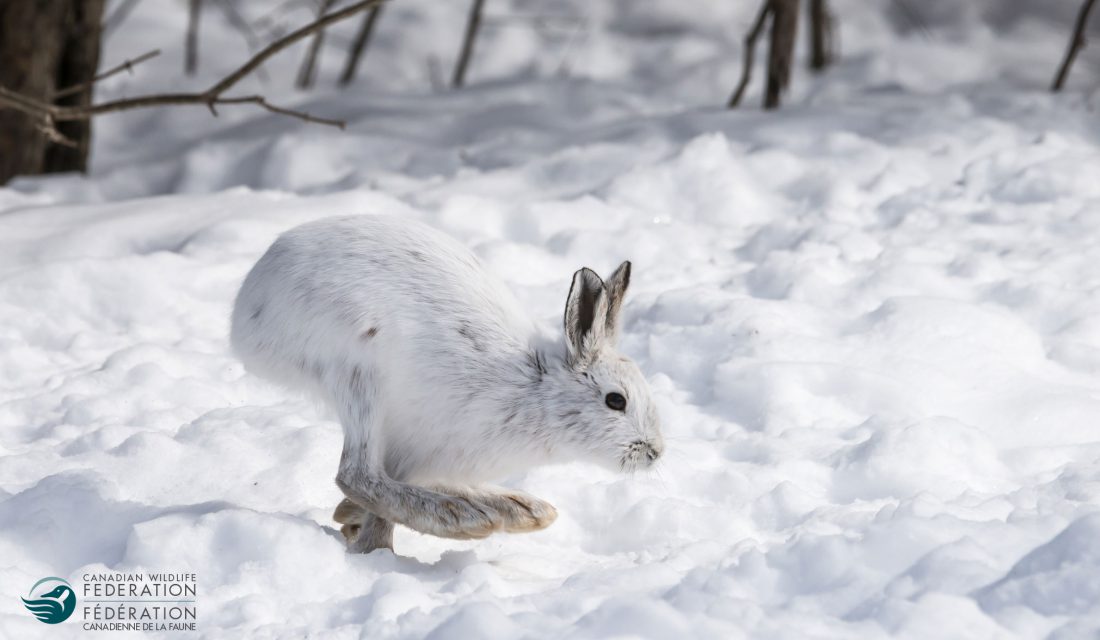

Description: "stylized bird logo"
22 578 76 624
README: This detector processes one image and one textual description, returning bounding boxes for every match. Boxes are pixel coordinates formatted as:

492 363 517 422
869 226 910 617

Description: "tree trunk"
0 0 104 185
339 5 384 87
808 0 833 72
1053 0 1099 91
297 0 336 89
185 0 201 75
764 0 798 109
452 0 486 88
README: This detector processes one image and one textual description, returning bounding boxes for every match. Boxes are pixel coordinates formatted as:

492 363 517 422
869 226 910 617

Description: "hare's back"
275 215 526 322
231 215 533 386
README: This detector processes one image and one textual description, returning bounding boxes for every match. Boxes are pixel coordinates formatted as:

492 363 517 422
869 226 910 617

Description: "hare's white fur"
230 215 662 552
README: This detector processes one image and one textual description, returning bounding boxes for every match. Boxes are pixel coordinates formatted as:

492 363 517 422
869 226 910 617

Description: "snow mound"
975 514 1100 617
3 0 1100 637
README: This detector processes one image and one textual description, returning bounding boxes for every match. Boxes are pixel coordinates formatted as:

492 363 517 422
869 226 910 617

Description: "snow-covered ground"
3 0 1100 638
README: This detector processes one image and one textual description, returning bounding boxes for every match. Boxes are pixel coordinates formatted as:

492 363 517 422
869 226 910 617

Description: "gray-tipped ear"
564 267 608 365
604 261 631 343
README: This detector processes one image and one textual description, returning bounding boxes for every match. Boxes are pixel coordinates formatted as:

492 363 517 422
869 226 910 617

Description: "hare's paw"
431 496 501 540
333 497 364 525
349 514 395 553
434 487 557 534
492 492 558 533
333 498 365 542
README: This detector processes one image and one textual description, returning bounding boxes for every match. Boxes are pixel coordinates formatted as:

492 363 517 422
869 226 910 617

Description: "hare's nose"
643 439 663 464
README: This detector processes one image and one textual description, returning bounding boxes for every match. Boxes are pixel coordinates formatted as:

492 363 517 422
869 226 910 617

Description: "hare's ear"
564 267 608 366
603 261 631 344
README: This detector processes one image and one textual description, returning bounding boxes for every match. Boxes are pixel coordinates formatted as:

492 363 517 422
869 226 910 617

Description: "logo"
22 577 76 624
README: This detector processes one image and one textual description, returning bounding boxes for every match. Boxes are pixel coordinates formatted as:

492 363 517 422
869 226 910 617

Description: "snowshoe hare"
231 215 663 553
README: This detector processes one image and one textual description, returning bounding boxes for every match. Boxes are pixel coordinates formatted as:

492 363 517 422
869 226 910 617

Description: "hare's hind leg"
429 485 557 533
332 498 394 553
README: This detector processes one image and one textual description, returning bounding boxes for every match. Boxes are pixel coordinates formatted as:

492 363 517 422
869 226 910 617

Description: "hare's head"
544 261 664 472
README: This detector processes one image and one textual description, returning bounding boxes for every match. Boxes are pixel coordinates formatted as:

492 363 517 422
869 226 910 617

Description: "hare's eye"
605 392 627 411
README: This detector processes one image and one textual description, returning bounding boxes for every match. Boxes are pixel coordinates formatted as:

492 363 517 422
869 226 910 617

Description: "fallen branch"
728 0 773 108
0 0 384 139
1053 0 1099 91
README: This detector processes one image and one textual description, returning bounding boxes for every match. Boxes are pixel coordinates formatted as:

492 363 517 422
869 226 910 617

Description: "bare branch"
728 0 773 108
1053 0 1099 91
36 117 79 148
53 49 160 99
453 0 486 88
0 0 384 131
339 4 385 87
207 0 384 96
214 95 345 127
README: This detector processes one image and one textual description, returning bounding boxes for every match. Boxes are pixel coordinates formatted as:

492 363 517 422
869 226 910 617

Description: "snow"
3 0 1100 638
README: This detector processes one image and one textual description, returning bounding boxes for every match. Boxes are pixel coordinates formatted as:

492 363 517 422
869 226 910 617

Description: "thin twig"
339 5 384 87
53 50 161 99
452 0 486 88
728 0 773 108
36 117 79 148
208 0 384 96
1053 0 1099 91
0 0 385 132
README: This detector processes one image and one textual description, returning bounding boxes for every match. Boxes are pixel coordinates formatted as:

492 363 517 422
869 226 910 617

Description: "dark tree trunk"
185 0 201 75
1053 0 1099 91
452 0 486 88
808 0 833 72
339 5 384 87
764 0 798 109
297 0 336 89
0 0 104 184
45 1 105 173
